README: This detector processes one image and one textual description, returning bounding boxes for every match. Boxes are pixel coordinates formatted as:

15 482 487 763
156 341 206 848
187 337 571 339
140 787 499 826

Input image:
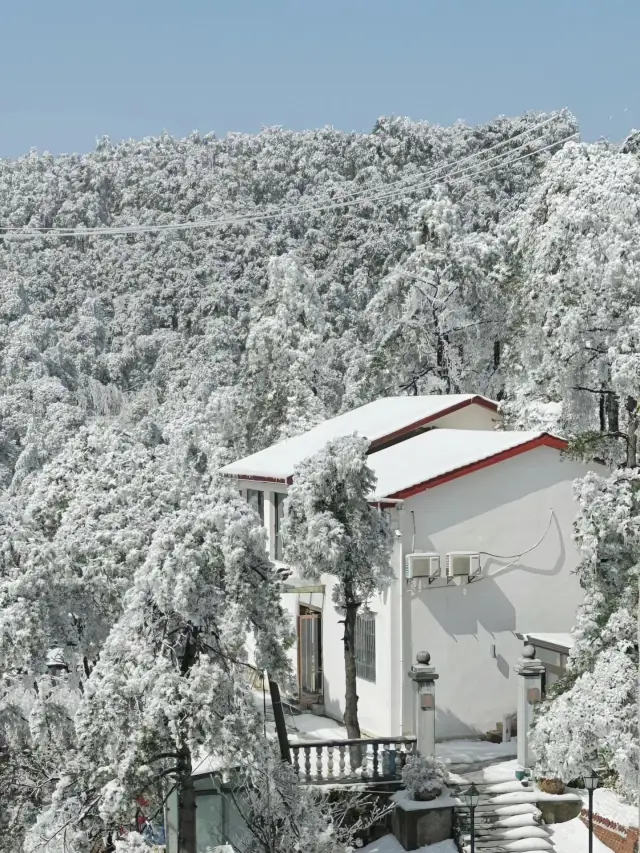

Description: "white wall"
399 446 597 740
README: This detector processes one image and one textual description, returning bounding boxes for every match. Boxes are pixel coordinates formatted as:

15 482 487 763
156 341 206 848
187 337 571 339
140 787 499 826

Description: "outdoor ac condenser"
445 552 481 582
405 552 441 580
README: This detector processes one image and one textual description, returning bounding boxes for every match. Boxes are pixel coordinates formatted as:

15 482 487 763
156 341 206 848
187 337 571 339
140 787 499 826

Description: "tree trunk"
177 630 200 853
607 392 619 434
342 603 361 740
626 397 638 468
178 778 197 853
178 753 197 853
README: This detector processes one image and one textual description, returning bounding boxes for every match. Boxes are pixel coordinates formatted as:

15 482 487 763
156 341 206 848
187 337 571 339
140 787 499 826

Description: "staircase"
450 773 558 853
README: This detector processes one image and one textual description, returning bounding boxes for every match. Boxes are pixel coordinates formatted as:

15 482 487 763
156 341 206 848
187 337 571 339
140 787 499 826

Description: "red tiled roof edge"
367 395 499 452
383 433 568 500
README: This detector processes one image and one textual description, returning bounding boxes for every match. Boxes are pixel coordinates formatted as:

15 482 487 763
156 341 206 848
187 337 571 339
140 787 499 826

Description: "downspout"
379 496 406 736
395 503 406 737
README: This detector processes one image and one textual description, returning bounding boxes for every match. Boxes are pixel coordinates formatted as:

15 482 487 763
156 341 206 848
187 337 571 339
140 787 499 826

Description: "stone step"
462 844 554 853
451 781 532 794
461 828 551 842
481 782 536 795
491 804 542 817
457 813 542 829
455 799 544 812
476 791 579 806
462 840 554 852
456 803 541 816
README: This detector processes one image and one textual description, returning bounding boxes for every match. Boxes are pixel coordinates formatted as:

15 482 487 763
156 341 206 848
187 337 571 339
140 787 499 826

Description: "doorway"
298 605 323 698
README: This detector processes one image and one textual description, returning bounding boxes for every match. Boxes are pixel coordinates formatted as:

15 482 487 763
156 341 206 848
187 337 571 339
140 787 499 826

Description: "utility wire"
1 112 566 235
2 126 577 239
3 126 572 239
479 509 556 560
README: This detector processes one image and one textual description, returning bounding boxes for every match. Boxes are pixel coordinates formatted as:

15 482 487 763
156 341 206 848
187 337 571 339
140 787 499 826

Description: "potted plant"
537 777 566 795
402 754 448 802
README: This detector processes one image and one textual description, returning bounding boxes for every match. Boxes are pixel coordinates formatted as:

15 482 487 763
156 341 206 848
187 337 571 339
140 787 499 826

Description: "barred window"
355 613 376 682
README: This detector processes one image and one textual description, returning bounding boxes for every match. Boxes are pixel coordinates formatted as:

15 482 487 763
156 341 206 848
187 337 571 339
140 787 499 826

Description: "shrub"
402 755 448 800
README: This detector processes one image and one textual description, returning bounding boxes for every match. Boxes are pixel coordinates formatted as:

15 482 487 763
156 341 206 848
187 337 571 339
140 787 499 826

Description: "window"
246 489 264 525
274 492 286 560
355 613 376 682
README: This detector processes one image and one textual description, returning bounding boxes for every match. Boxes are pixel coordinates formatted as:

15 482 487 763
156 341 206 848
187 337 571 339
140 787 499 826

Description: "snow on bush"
402 754 448 800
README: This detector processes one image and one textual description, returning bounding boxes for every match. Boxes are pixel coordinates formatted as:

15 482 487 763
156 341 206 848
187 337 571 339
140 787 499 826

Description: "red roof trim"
367 396 499 453
385 434 568 500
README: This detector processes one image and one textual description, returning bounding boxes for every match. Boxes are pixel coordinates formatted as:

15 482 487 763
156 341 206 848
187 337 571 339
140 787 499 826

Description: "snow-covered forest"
0 110 638 850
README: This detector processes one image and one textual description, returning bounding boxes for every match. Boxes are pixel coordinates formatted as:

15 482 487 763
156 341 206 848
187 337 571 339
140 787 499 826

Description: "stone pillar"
408 651 439 757
514 643 545 769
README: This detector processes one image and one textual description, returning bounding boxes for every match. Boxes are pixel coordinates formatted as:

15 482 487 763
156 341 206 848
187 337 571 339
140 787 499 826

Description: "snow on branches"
531 470 639 798
282 434 392 737
282 434 393 610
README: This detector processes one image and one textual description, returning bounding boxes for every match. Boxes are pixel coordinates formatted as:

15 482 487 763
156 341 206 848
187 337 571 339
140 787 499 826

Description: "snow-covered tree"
359 189 503 400
503 141 640 463
506 142 640 800
216 739 386 853
530 470 639 799
282 435 393 738
237 254 339 447
0 109 585 845
19 481 292 853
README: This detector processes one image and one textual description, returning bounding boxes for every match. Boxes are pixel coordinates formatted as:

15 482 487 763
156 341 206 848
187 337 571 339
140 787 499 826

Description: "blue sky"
0 0 637 158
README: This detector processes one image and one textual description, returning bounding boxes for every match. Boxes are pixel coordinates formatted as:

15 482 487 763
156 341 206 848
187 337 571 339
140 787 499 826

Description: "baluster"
397 742 408 772
381 742 390 777
338 744 346 778
327 746 334 779
304 746 311 780
360 743 369 778
388 746 397 778
372 742 380 780
292 747 300 777
316 746 323 781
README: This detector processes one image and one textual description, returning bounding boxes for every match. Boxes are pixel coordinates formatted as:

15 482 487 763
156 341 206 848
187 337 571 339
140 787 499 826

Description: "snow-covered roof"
368 429 565 499
219 394 497 481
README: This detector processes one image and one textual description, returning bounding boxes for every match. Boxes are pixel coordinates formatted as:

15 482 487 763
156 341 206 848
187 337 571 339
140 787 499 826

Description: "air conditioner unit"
446 552 481 582
405 553 441 581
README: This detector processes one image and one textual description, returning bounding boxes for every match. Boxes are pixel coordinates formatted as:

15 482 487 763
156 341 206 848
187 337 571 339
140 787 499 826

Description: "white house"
219 394 599 741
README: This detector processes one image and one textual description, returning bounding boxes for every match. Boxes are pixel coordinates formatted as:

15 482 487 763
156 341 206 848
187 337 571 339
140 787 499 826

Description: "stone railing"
290 736 417 785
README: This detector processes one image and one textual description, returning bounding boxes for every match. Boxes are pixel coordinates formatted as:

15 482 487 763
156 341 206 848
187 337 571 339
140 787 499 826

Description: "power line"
2 123 577 240
3 111 565 233
2 120 571 238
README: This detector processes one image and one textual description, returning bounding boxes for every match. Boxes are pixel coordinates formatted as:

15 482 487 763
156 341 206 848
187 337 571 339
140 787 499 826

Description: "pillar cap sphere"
416 651 431 665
